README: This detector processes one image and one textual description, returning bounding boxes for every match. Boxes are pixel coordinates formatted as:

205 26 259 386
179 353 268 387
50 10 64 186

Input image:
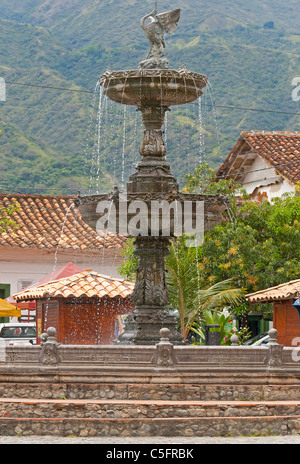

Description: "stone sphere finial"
160 327 170 341
45 327 58 345
47 327 57 337
230 333 239 346
41 332 48 343
268 328 278 345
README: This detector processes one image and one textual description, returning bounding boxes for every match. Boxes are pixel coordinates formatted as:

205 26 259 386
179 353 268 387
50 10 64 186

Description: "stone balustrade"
0 328 299 381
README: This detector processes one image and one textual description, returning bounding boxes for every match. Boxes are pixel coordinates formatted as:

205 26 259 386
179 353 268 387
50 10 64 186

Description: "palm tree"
166 239 199 341
166 239 245 342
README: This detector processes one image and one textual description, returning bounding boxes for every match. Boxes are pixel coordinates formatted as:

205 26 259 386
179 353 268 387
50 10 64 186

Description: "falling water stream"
86 78 144 194
80 62 224 198
95 85 105 194
121 105 127 190
86 82 101 192
53 203 74 272
198 95 206 165
163 110 168 149
206 80 222 149
85 72 219 197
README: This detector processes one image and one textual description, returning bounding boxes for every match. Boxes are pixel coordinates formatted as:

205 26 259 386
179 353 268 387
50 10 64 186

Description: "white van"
0 323 36 346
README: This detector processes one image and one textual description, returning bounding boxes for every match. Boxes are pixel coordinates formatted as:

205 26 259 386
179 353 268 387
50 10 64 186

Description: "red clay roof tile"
13 271 134 301
0 193 126 251
217 130 300 184
246 279 300 303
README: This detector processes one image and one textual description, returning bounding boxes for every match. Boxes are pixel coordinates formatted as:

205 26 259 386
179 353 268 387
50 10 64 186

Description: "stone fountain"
1 5 298 442
74 3 228 345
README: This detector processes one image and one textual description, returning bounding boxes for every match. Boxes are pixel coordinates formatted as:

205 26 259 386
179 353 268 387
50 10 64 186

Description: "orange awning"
14 300 36 310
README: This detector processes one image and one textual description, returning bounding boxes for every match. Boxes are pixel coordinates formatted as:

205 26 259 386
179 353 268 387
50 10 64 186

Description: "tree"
118 237 136 281
170 275 244 342
166 238 244 341
0 202 19 233
183 162 249 216
165 238 200 341
263 21 275 29
199 192 300 297
184 165 300 299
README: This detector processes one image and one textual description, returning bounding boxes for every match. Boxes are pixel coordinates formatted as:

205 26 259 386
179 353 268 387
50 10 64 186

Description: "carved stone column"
119 236 182 344
119 104 183 345
127 105 178 195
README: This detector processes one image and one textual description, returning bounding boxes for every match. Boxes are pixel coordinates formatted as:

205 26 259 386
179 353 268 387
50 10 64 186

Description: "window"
0 284 11 323
0 326 36 339
17 280 33 292
0 284 10 300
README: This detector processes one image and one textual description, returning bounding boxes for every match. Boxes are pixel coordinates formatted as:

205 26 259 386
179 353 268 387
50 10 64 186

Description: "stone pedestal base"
139 56 169 70
118 307 183 345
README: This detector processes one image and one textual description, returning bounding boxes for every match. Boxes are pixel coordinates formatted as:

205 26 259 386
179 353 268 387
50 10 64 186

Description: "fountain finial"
140 2 180 70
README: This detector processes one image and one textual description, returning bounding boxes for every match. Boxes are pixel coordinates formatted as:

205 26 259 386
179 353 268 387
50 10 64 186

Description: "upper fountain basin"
99 67 208 107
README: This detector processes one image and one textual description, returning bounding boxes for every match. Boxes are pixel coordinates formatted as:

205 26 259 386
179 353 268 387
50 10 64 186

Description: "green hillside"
0 0 300 195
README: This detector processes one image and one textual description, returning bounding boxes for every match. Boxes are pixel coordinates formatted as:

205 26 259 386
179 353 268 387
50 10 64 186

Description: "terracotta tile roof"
13 270 134 301
5 262 84 307
217 130 300 185
0 193 126 251
246 279 300 303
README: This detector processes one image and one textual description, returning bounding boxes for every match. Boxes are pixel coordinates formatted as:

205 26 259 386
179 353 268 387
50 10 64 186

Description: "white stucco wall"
242 156 275 185
0 247 124 299
242 156 295 200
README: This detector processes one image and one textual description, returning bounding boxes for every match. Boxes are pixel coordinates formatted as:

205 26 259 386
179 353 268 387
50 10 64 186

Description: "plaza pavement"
1 434 300 444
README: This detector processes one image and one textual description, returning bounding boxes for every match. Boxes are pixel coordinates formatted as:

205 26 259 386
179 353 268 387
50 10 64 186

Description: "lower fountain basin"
99 67 207 107
74 190 227 238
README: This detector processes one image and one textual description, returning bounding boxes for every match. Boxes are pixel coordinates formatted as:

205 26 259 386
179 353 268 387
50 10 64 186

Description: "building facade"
216 130 300 201
13 270 134 345
0 193 127 310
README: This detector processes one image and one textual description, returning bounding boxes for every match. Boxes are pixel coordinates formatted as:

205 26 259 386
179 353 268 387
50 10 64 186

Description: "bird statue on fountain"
139 1 181 69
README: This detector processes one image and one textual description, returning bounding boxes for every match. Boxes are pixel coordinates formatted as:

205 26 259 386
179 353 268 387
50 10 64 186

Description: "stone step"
1 382 300 401
2 398 300 437
1 398 300 419
1 414 300 437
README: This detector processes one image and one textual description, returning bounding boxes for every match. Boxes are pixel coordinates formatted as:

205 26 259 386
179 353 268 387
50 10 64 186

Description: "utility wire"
1 80 300 193
5 81 94 94
0 157 300 190
197 103 300 117
3 80 300 117
1 156 300 194
208 158 300 180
